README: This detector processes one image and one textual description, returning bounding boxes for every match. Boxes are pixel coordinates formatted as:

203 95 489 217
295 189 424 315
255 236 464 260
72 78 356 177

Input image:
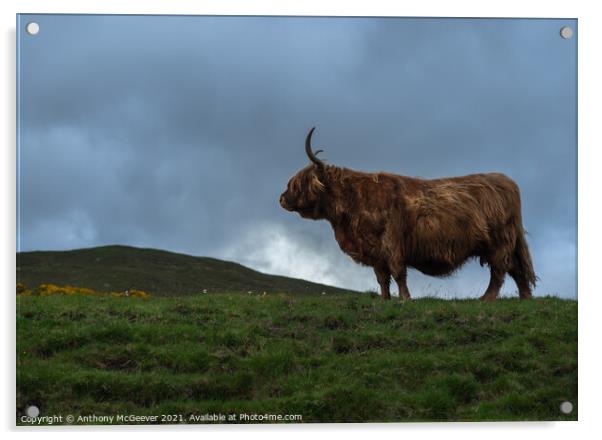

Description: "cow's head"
279 127 328 219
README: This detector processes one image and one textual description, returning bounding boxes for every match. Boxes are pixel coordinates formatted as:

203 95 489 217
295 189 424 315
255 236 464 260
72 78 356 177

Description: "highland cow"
279 127 536 301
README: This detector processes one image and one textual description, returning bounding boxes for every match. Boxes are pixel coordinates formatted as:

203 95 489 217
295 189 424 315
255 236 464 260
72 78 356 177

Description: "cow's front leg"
373 265 391 300
393 266 411 301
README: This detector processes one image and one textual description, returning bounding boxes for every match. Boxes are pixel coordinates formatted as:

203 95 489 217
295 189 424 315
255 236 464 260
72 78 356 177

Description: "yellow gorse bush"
16 283 150 299
16 283 32 296
109 289 151 299
37 284 101 297
128 289 150 299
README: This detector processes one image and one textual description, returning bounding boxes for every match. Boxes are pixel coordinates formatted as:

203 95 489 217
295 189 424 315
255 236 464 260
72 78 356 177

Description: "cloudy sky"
17 15 577 298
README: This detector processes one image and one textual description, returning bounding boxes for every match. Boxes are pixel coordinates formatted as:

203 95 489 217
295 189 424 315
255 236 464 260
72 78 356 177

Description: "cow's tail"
513 230 537 289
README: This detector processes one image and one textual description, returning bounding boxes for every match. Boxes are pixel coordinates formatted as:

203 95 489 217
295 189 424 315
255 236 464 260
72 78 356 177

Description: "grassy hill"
17 294 577 424
16 245 356 296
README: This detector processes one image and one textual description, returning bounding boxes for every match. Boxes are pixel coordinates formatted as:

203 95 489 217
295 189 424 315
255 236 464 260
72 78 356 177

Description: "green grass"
17 245 357 296
16 294 577 424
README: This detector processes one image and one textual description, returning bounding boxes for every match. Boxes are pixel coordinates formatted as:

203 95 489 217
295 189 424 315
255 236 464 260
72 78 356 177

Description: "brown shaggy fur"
279 129 537 301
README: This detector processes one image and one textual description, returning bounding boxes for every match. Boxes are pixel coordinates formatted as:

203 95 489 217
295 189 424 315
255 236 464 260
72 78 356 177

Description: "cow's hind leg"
509 268 533 299
393 266 411 301
480 266 506 302
508 235 535 299
480 243 513 302
374 265 392 300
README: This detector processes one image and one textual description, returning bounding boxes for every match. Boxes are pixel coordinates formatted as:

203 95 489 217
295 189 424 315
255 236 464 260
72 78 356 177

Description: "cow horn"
305 127 325 168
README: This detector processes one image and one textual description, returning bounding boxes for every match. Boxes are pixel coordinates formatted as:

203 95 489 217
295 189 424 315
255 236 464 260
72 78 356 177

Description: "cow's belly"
411 259 460 277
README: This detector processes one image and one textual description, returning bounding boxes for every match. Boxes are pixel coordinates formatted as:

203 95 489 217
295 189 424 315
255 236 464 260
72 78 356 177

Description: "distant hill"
16 245 357 296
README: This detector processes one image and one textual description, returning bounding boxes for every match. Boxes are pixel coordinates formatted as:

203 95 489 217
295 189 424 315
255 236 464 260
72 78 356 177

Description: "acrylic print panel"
16 15 577 424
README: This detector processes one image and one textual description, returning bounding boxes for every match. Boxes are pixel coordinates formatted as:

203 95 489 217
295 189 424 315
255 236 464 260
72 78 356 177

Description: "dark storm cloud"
17 15 577 297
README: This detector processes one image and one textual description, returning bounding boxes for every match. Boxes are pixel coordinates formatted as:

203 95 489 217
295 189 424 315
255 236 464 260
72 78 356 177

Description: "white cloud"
218 222 376 292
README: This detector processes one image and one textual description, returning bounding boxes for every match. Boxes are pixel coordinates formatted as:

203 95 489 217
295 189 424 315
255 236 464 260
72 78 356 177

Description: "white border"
2 1 600 439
